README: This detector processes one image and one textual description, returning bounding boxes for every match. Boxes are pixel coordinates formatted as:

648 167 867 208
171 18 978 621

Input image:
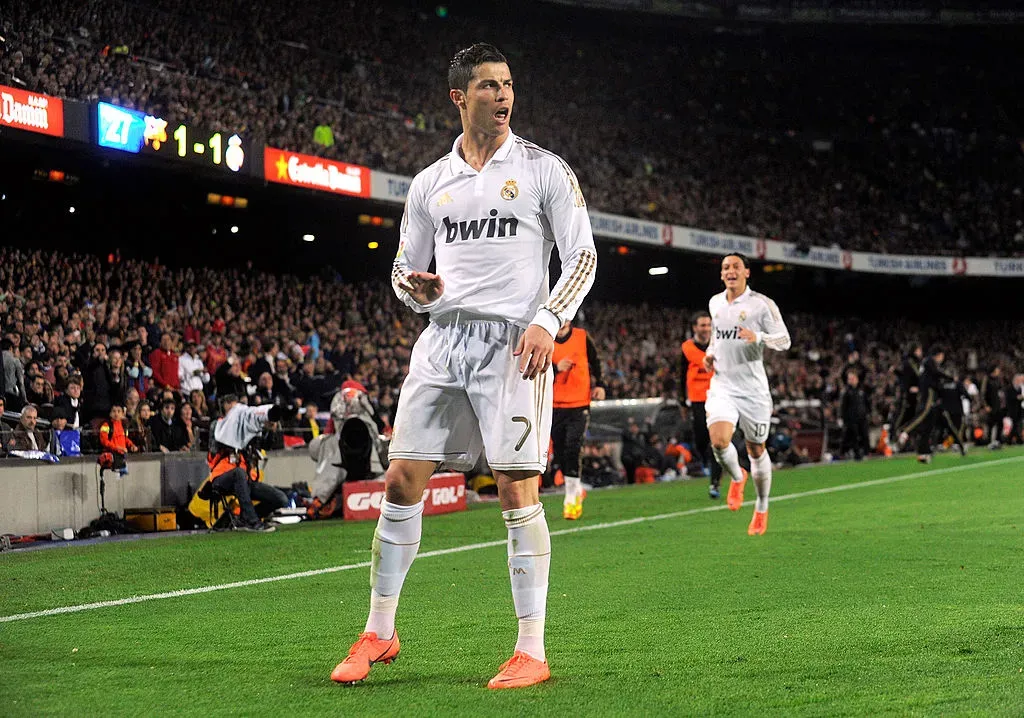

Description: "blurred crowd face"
20 405 38 431
692 316 712 344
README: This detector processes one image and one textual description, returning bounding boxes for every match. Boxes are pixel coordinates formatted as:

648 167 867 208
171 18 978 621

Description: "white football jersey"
392 131 597 338
706 286 791 397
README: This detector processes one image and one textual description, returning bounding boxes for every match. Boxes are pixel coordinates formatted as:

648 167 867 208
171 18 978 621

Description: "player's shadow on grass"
320 673 559 690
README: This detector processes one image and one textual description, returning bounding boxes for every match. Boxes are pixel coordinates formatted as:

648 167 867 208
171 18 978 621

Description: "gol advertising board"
342 473 467 521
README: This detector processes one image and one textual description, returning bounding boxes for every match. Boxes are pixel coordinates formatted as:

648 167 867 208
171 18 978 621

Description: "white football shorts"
388 315 553 473
705 385 773 445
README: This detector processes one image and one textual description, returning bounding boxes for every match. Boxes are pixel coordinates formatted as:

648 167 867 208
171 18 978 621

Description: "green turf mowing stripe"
2 454 1019 625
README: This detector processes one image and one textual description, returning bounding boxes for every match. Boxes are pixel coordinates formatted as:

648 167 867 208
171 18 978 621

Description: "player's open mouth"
494 108 509 121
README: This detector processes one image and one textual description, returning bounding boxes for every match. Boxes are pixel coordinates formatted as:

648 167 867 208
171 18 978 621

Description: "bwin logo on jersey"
443 210 519 243
715 327 741 340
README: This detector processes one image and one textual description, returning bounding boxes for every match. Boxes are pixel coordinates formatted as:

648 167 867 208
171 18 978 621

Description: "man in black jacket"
892 343 922 445
1009 375 1024 445
979 365 1007 449
148 399 190 452
937 369 969 457
839 371 870 460
901 347 966 463
82 342 114 422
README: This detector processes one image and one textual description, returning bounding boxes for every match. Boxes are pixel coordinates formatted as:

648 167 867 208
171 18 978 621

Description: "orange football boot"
747 510 768 536
487 650 551 689
726 469 748 511
330 631 400 684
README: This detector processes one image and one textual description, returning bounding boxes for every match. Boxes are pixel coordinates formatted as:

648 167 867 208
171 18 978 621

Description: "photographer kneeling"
203 394 292 533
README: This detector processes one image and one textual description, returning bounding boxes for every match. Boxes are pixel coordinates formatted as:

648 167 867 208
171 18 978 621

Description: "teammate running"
703 254 791 535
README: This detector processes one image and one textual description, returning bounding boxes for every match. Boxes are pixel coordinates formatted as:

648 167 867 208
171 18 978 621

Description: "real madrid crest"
500 179 519 201
739 311 747 321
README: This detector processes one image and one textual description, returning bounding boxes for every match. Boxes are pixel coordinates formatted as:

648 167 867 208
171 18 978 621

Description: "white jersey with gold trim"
706 286 791 397
392 131 597 338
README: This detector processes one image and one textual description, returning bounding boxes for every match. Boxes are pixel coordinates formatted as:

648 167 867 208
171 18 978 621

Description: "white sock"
713 443 744 483
751 451 773 513
563 476 582 505
364 500 423 640
503 503 550 663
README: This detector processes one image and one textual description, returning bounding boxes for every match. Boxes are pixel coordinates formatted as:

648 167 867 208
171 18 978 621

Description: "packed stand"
0 248 417 458
0 0 1021 256
2 247 1021 468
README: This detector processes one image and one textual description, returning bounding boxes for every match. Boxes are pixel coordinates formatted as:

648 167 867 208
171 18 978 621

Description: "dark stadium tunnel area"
1 133 1019 321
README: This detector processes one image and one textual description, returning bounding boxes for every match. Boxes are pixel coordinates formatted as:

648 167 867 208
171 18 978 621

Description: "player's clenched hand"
702 354 715 372
556 358 575 372
514 325 554 380
591 386 606 401
738 327 757 344
398 271 444 304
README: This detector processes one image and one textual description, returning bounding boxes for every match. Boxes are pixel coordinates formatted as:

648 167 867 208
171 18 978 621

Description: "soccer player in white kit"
330 43 597 690
703 253 791 535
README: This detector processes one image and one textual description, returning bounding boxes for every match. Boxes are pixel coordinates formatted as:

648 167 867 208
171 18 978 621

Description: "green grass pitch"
2 448 1022 717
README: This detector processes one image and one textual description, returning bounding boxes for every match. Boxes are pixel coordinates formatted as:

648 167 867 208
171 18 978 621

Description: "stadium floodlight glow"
648 266 668 276
230 225 239 234
68 206 76 214
368 241 379 250
302 234 315 242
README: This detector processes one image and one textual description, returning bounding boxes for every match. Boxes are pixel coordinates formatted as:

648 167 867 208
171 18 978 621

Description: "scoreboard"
95 102 248 174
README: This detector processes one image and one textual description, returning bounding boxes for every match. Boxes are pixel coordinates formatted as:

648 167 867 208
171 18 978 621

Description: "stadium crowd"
2 247 1022 464
1 0 1021 257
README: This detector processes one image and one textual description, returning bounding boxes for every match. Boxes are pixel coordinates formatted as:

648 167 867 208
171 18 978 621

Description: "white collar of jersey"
725 286 752 304
449 131 517 175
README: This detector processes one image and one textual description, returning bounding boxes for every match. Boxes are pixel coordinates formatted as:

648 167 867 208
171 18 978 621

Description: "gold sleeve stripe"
547 250 596 315
548 249 595 315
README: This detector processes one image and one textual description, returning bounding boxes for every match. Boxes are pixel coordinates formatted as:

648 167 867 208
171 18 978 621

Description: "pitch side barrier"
4 86 1021 278
775 398 828 462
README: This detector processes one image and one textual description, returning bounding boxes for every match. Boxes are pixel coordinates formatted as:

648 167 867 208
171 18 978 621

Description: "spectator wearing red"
205 335 228 376
149 333 181 391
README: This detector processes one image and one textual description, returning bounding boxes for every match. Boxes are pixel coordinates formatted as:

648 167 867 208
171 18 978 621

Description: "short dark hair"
448 43 508 91
723 252 749 268
161 399 177 410
691 310 711 328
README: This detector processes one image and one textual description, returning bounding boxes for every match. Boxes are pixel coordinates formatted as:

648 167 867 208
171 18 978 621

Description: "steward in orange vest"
550 321 604 519
681 311 722 497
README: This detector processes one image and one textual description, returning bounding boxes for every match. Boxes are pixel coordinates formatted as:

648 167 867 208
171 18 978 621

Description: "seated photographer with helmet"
192 394 293 533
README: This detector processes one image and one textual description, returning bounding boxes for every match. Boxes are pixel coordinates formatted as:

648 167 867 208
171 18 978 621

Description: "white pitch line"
2 455 1021 625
